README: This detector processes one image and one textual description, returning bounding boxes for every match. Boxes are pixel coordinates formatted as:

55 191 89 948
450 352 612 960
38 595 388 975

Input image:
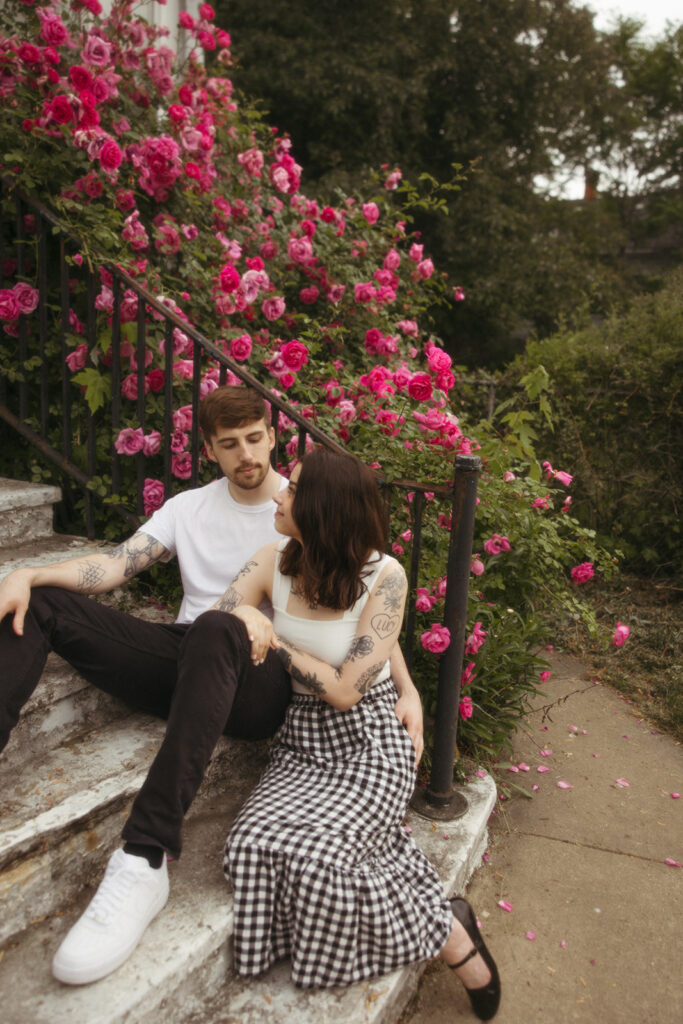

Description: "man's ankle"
122 842 164 869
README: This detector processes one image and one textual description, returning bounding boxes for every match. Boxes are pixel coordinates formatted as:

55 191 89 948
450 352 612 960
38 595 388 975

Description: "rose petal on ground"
540 749 552 756
508 766 519 773
497 900 513 913
557 780 572 789
671 793 680 799
568 725 579 733
593 753 600 757
537 765 550 773
518 762 530 772
560 940 567 949
615 777 630 787
525 931 536 941
665 859 681 868
532 784 540 791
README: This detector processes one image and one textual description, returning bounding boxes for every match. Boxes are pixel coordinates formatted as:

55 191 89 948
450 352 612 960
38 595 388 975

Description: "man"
0 385 423 986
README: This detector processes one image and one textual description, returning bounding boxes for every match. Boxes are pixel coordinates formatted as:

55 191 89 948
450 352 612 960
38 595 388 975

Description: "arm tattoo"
276 644 327 696
345 635 375 662
233 560 257 583
354 661 385 696
216 586 241 612
77 560 106 592
371 613 400 640
375 568 406 613
105 535 167 579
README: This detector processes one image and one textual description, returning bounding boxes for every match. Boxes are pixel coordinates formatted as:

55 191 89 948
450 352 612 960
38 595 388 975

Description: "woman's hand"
231 605 277 665
394 691 424 766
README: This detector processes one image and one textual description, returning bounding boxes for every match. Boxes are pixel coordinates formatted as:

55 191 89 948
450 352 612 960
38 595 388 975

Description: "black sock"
123 842 164 869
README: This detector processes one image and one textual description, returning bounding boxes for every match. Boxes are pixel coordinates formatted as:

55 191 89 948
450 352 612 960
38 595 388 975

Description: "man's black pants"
0 587 291 859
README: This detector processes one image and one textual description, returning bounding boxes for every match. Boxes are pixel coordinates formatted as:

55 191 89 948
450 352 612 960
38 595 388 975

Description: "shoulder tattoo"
375 567 406 613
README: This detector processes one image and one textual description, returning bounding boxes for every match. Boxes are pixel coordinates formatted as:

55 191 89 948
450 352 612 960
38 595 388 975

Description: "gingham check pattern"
223 678 453 988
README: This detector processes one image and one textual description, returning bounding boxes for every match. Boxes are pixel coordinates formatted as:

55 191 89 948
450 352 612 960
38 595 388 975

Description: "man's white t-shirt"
141 476 287 624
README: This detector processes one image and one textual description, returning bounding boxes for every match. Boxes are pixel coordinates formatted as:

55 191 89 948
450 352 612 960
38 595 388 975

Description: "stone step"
0 707 268 946
0 774 496 1024
0 478 62 546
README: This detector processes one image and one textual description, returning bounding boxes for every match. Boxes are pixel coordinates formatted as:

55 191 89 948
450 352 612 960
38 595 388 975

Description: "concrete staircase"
0 477 497 1024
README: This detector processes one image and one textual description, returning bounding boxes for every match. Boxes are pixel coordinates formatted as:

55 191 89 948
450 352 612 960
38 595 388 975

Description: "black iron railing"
0 177 481 817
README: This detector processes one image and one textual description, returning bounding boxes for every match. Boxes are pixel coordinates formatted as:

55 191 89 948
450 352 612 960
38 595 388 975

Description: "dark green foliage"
504 271 683 576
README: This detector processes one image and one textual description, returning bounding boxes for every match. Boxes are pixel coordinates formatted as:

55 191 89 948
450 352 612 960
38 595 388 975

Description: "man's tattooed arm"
105 533 168 580
76 560 106 592
215 586 242 613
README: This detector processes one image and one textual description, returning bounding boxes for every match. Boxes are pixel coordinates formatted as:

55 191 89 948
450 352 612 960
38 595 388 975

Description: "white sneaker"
52 849 169 985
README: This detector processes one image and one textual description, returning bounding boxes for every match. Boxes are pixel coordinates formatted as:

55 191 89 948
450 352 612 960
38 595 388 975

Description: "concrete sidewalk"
401 652 682 1024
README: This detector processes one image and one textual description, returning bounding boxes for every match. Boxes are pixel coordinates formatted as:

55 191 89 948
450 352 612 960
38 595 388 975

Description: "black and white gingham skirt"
223 677 453 988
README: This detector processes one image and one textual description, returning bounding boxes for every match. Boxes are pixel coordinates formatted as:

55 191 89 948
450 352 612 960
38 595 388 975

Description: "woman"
216 449 500 1020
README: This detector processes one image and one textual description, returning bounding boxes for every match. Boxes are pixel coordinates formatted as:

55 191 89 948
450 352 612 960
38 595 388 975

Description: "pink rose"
461 662 476 688
287 236 314 265
459 696 474 720
171 453 193 480
420 623 451 654
65 345 88 372
337 399 356 425
142 431 161 457
539 670 551 683
230 334 252 362
384 248 401 271
12 282 39 314
470 555 485 576
82 34 112 69
415 588 436 612
570 562 594 584
407 373 433 402
612 621 630 647
262 296 285 321
280 340 309 371
362 202 379 224
453 286 465 301
533 495 551 511
299 285 319 304
417 258 434 279
40 14 68 47
409 243 424 263
219 264 241 293
143 478 165 516
427 346 452 373
503 471 516 482
354 282 376 303
99 139 123 171
114 427 145 456
465 622 487 656
554 470 573 487
483 534 511 556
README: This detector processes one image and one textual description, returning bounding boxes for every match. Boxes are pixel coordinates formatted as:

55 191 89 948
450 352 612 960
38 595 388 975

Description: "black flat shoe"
449 897 501 1021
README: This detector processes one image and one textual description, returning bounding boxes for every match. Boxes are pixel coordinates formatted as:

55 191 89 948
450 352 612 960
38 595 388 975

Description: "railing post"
411 453 481 821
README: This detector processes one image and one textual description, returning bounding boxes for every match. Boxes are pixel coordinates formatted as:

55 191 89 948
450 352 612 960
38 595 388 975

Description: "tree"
214 0 679 364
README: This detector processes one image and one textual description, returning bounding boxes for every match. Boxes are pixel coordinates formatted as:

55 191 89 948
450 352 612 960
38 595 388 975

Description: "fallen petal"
508 765 519 773
497 900 513 913
518 762 531 772
671 793 680 799
568 725 579 733
593 753 600 758
537 765 550 773
525 931 536 941
474 770 487 779
532 784 540 791
665 859 681 868
560 940 567 949
615 778 630 788
557 780 572 789
540 749 552 757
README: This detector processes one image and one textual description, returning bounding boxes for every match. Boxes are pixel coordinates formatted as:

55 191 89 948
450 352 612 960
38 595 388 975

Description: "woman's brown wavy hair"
279 449 388 610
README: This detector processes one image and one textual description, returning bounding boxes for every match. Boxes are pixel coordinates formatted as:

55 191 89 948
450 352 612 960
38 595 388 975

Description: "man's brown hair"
198 385 270 438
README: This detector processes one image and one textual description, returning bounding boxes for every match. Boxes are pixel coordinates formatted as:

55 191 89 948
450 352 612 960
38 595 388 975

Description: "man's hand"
0 569 34 636
394 690 424 766
230 605 277 666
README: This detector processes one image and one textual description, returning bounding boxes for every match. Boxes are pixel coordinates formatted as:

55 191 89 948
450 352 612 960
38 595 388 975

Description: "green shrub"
503 271 683 578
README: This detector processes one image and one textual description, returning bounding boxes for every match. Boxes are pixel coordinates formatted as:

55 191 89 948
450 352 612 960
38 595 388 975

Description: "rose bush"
0 0 621 763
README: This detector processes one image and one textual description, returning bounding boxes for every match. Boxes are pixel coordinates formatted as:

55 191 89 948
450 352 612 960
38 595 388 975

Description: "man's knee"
182 610 250 656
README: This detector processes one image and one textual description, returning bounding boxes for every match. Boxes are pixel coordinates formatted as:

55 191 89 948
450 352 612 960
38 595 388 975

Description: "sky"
586 0 681 38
